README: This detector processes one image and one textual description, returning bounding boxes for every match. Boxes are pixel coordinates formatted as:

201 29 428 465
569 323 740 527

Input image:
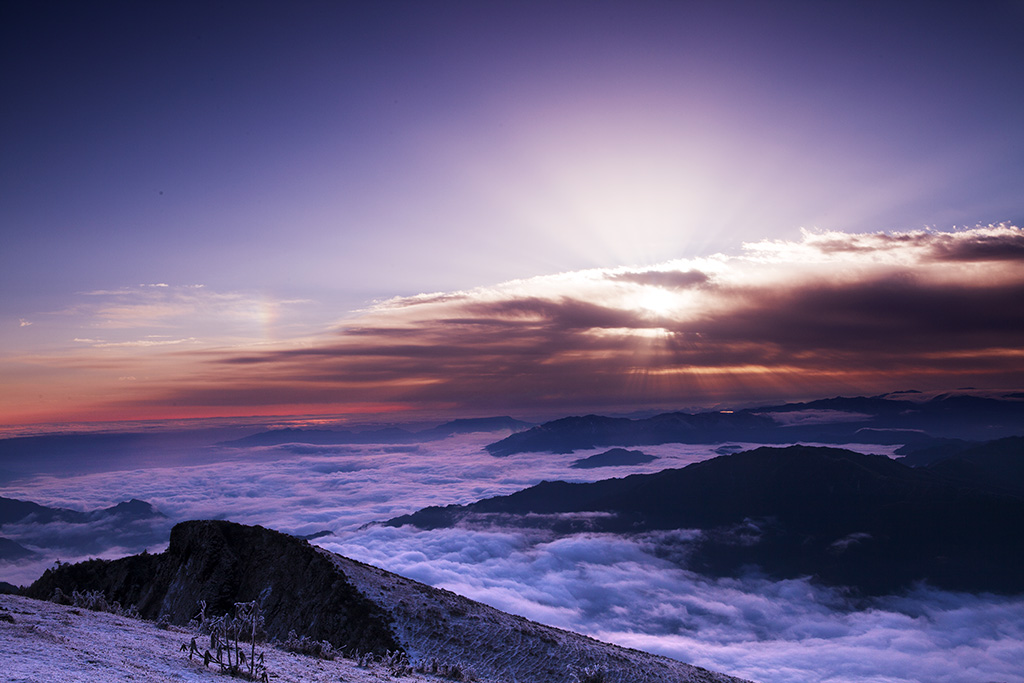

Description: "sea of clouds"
2 430 1021 683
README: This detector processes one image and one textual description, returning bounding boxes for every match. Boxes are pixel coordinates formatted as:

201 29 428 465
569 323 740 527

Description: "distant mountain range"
26 520 750 683
485 393 1024 456
0 537 34 562
0 497 163 527
0 496 166 566
388 438 1024 595
221 416 534 448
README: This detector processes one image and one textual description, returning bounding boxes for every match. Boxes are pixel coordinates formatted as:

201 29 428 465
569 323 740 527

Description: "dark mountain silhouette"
570 448 657 469
485 393 1024 456
297 529 334 541
0 537 36 562
25 520 749 683
389 444 1024 595
894 437 977 466
0 496 164 526
420 416 534 437
0 496 168 562
222 416 534 448
923 436 1024 496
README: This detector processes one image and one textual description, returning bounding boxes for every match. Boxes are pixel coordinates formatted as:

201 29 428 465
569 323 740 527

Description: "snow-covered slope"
0 593 449 683
330 549 745 683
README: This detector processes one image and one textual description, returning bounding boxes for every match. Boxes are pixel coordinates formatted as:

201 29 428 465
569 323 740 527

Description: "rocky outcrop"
25 521 399 655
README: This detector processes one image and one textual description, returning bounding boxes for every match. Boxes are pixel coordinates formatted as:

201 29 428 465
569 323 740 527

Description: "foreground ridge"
24 520 752 683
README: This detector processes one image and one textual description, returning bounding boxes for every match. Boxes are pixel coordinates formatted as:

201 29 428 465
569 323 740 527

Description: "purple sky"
2 1 1023 427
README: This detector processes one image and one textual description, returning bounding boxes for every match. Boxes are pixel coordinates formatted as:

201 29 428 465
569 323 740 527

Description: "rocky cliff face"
25 521 399 655
25 520 751 683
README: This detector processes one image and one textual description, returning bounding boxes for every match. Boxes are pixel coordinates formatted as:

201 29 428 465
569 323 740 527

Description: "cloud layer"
3 431 1019 683
6 225 1022 425
152 224 1024 417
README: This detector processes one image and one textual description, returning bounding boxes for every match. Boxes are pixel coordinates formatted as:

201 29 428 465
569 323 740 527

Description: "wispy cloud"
0 284 322 424
75 337 201 349
75 283 269 331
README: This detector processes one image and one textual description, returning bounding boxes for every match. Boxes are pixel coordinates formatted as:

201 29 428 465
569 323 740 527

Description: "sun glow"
633 287 678 317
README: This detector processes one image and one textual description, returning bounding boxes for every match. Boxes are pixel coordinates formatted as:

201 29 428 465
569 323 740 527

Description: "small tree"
184 599 268 682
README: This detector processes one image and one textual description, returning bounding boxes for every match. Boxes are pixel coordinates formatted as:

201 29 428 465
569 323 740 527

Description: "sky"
3 0 1024 428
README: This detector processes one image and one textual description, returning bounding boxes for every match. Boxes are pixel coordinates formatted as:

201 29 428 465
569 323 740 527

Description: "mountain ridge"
485 394 1024 456
24 520 751 683
0 495 165 527
220 416 534 448
387 443 1024 595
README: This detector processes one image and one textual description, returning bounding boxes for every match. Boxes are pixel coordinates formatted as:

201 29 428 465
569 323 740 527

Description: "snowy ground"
0 594 446 683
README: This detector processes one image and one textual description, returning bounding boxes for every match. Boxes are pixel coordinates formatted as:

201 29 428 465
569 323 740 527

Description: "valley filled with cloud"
3 429 1021 683
5 4 1024 682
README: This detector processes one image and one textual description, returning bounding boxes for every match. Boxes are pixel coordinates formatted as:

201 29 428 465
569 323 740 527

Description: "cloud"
744 223 1024 264
76 337 201 349
0 433 718 581
123 225 1024 417
74 284 280 331
3 431 1019 682
333 524 1024 683
759 410 873 427
607 269 711 289
2 515 173 559
774 223 1024 264
0 284 328 424
11 226 1022 424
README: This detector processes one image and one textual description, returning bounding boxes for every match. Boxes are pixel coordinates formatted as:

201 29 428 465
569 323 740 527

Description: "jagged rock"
26 521 399 656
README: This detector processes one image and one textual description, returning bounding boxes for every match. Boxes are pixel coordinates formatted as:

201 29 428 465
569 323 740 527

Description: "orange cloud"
99 225 1023 420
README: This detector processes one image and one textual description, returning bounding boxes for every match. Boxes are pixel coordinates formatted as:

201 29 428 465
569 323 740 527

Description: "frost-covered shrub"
281 630 337 660
49 588 137 618
183 599 269 682
383 650 411 676
415 657 477 681
569 664 609 683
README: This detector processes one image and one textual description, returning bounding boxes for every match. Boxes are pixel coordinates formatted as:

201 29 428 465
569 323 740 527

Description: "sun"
634 287 677 317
